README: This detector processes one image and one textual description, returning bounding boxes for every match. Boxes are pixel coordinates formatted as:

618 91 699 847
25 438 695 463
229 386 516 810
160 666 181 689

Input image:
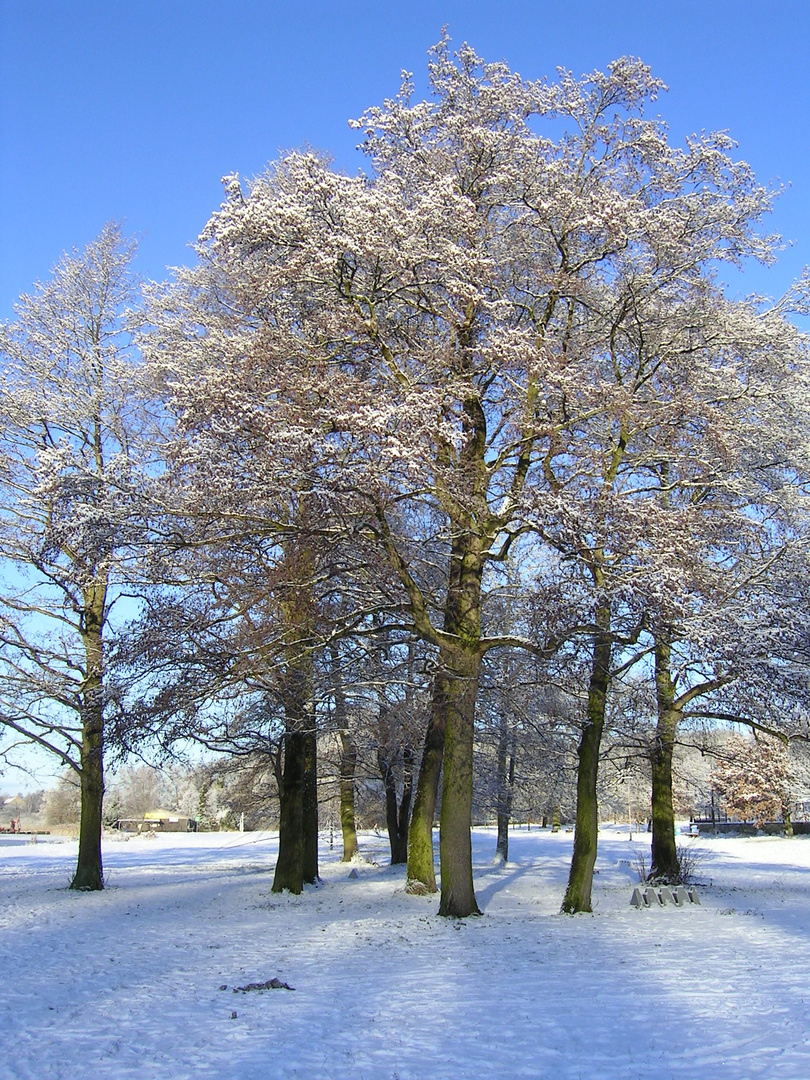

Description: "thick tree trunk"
438 648 483 917
71 606 105 891
562 604 611 914
71 725 105 890
272 729 305 894
650 635 680 882
273 540 316 893
406 637 485 912
338 730 358 861
561 716 602 913
407 385 488 912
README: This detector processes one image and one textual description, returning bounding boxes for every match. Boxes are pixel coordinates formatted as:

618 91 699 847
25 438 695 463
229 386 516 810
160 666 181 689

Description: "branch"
682 709 803 744
0 713 81 771
674 677 729 711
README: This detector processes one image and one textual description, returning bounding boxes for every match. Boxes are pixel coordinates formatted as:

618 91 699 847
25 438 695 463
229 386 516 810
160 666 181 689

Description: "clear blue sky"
1 1 809 321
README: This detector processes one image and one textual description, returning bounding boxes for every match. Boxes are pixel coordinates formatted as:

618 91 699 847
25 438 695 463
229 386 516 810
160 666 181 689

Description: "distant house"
115 809 197 833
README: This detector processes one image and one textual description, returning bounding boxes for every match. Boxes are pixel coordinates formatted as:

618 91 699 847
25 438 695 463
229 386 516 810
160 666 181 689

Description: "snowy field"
2 826 810 1079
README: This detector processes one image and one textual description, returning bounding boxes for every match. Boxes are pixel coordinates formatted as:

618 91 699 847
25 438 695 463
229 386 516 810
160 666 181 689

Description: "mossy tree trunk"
561 600 611 914
436 518 486 917
403 576 485 909
328 643 358 862
406 678 447 891
71 585 106 892
650 633 681 882
438 646 483 916
402 504 487 910
396 320 529 913
73 715 105 890
407 385 488 916
338 729 358 861
396 746 414 864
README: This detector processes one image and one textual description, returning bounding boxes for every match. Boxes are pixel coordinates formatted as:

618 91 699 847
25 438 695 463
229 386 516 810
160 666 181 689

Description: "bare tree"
0 224 145 889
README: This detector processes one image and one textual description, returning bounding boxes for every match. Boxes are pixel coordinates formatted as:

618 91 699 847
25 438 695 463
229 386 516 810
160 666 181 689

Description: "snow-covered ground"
2 825 809 1079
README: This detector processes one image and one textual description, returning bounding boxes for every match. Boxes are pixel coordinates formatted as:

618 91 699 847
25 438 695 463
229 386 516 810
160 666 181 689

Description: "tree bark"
380 749 401 863
396 746 414 864
71 597 105 891
407 379 489 913
72 721 105 890
338 729 358 861
561 602 611 914
406 682 447 891
272 728 305 893
328 643 358 862
495 722 516 863
379 744 413 864
650 634 680 882
272 646 313 893
273 536 317 893
438 647 483 916
302 721 319 883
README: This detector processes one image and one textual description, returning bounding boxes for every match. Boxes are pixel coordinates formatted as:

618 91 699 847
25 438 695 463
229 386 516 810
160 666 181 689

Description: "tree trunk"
302 722 319 883
273 540 316 893
395 746 414 864
272 729 305 893
562 603 611 914
650 634 680 882
338 729 358 861
495 723 515 863
380 745 413 865
380 751 401 864
438 648 483 917
328 643 358 862
71 726 105 890
406 684 446 891
407 384 488 912
71 605 105 891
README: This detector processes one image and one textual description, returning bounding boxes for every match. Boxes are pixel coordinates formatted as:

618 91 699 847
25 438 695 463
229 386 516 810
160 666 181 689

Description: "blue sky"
2 0 809 323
